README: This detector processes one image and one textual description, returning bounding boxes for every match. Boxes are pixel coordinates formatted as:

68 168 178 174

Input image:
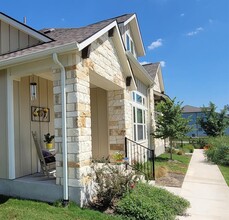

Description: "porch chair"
31 131 56 177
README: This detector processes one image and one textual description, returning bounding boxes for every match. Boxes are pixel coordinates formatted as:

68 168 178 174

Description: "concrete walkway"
178 149 229 220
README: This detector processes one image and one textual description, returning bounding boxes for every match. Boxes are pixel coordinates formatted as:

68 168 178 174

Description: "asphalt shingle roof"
142 63 160 79
182 105 203 113
0 14 134 62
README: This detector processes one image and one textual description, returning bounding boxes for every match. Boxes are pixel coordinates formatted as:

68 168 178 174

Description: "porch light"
30 82 37 100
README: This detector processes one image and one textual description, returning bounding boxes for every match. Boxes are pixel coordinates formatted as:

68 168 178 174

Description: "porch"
0 173 82 203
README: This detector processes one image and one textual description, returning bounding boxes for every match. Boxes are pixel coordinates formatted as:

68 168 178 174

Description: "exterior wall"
0 70 8 178
53 53 92 204
0 20 41 55
13 76 54 177
89 32 125 88
90 88 109 159
53 33 130 203
153 74 161 93
149 87 165 156
108 89 132 158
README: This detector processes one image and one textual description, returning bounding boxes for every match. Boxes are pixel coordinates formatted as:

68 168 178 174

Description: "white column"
7 73 15 179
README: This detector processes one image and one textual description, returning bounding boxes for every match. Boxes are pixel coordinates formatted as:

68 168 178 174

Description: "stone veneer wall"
52 31 131 204
53 54 92 191
108 89 132 157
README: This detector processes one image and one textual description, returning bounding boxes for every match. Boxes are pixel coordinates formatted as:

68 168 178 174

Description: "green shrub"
89 163 139 211
204 136 229 165
213 146 229 165
116 182 190 220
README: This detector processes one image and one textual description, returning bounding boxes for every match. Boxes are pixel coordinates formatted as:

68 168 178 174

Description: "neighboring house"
182 105 229 137
0 12 167 205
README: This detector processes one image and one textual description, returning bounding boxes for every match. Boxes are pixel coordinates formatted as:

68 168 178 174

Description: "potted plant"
44 133 55 149
112 151 124 164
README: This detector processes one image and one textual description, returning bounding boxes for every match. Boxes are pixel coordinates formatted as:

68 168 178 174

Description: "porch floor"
16 172 56 184
0 172 62 203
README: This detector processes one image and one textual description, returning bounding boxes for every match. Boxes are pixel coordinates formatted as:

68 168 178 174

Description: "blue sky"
1 0 229 110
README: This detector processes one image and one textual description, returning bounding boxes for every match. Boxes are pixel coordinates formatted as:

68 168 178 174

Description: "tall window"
126 33 136 57
132 92 146 141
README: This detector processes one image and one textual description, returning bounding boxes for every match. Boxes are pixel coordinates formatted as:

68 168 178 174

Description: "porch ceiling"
89 70 122 91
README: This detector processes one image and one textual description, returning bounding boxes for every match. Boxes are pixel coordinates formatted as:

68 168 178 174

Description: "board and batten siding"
0 20 40 55
135 77 147 97
90 88 109 159
14 76 54 178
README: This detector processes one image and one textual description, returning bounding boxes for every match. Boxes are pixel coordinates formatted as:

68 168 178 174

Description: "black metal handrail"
125 137 155 180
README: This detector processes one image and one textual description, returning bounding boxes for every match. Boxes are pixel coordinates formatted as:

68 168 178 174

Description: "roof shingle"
0 14 134 62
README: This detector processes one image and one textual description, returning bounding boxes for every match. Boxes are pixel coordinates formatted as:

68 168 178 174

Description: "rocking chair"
31 131 56 177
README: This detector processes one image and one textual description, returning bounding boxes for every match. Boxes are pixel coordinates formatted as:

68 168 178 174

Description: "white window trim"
126 32 136 58
132 91 147 142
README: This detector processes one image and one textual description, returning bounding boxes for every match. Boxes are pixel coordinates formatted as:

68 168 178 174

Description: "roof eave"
126 51 153 86
0 12 53 42
0 42 79 70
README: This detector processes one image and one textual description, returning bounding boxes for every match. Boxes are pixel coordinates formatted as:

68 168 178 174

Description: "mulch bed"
155 172 185 187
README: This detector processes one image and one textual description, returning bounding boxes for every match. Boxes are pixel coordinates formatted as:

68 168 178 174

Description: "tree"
198 102 229 137
152 98 191 160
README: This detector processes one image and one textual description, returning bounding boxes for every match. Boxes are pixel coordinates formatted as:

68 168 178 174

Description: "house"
182 105 229 137
0 12 167 205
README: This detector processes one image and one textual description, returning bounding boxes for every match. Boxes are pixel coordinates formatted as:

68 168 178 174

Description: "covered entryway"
13 75 54 178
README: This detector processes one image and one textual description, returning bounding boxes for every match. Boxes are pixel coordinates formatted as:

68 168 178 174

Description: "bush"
182 144 194 153
116 182 190 220
204 136 229 165
89 163 139 211
177 150 184 155
155 166 168 179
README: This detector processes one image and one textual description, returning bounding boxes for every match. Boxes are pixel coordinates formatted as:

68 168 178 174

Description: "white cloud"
180 13 185 17
148 38 163 50
140 61 150 65
160 61 166 67
186 27 204 36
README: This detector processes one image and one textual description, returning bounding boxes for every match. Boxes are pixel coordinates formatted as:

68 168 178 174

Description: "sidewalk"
178 149 229 220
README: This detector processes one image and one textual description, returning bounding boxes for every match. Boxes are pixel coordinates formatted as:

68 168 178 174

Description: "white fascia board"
157 64 165 92
0 13 52 42
0 42 78 69
77 21 117 51
113 23 137 90
124 14 145 57
126 51 154 85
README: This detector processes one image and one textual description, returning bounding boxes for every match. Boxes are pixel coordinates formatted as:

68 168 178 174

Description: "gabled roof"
0 12 53 43
182 105 203 113
143 62 165 93
0 14 136 63
143 62 160 80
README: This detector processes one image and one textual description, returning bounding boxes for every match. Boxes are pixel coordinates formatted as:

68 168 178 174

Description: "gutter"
0 42 78 70
52 53 69 206
126 51 154 85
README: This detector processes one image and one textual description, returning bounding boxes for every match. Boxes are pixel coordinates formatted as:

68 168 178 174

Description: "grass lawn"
155 153 191 175
218 165 229 186
0 196 122 220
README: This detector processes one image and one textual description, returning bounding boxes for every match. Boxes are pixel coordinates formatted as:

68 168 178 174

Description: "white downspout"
52 53 69 204
147 84 154 150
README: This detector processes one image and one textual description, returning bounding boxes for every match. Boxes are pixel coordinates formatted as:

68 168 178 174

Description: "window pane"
137 108 143 123
134 125 136 141
126 35 130 51
133 107 136 123
136 94 142 104
138 125 143 140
